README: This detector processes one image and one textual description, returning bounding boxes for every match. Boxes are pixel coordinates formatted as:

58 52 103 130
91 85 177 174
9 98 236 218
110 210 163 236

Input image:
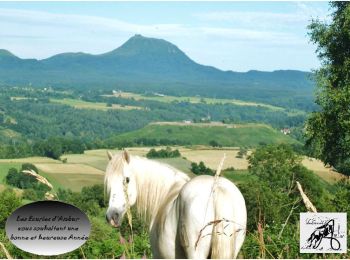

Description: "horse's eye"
125 177 130 184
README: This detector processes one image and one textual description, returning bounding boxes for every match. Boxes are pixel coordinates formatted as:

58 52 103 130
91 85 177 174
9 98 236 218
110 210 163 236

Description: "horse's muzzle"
106 209 122 228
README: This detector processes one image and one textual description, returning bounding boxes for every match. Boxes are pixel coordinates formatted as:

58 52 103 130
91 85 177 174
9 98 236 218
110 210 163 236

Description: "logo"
300 213 347 253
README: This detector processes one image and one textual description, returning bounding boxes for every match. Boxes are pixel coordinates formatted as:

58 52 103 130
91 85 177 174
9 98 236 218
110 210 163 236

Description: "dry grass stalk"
296 181 317 213
123 177 134 256
80 247 86 259
195 218 238 249
44 192 56 200
257 222 266 259
123 178 133 230
0 242 12 259
215 153 226 178
22 170 53 190
278 199 300 239
195 154 226 249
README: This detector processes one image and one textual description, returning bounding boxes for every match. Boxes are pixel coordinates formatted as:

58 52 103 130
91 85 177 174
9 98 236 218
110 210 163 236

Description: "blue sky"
0 2 330 72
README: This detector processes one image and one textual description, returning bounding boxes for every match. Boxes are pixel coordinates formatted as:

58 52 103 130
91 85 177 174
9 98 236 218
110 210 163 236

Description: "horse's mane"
105 153 190 227
133 156 190 226
104 153 125 197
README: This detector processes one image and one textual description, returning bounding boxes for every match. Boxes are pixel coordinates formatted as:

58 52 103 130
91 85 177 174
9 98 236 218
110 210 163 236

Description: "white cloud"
0 5 323 71
193 2 329 29
0 7 305 47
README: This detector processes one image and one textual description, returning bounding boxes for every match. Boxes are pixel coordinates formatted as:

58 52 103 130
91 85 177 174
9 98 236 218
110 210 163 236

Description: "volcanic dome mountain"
0 34 314 102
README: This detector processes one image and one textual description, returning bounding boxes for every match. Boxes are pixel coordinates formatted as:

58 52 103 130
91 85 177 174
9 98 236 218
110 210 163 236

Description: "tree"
146 147 181 158
5 168 19 186
190 161 214 175
209 140 221 147
22 189 38 201
248 144 301 191
247 144 330 210
0 189 21 228
306 2 350 175
236 147 247 158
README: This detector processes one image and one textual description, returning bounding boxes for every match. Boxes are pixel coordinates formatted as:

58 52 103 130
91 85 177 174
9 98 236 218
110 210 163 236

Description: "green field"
109 123 298 147
0 162 21 183
105 91 285 111
0 146 344 196
0 151 193 192
223 169 257 185
50 98 143 111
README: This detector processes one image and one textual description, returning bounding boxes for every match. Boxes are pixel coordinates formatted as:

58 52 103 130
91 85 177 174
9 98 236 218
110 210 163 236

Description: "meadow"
105 91 286 111
0 146 343 194
109 122 299 148
50 98 143 111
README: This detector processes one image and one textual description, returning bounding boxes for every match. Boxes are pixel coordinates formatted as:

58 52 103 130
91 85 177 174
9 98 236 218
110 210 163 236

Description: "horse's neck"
131 157 189 227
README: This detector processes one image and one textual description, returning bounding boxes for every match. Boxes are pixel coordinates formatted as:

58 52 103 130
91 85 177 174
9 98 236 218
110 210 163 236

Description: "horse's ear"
107 151 113 161
123 150 130 164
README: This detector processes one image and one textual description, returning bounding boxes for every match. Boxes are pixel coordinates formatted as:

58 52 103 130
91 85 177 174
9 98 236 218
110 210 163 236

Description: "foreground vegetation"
0 144 348 258
306 2 350 176
0 3 349 258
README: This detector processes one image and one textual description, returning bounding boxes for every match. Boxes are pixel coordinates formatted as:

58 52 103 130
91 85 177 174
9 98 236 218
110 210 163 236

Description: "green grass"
45 172 103 192
62 153 108 171
0 160 103 193
110 123 299 147
106 91 285 111
154 157 192 174
36 169 66 192
0 162 21 184
223 170 258 185
50 98 142 111
0 161 66 193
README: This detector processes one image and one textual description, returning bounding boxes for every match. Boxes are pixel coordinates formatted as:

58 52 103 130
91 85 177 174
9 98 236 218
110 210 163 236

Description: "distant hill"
0 35 315 108
107 122 299 148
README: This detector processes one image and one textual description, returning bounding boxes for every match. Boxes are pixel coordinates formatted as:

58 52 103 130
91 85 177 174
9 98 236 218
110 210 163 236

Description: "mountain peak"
130 34 145 39
105 34 185 57
0 49 17 57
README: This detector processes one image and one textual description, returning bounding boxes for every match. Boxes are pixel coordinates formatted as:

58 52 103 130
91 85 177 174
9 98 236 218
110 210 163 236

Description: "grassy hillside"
108 123 299 147
0 147 344 195
105 91 285 111
50 98 143 111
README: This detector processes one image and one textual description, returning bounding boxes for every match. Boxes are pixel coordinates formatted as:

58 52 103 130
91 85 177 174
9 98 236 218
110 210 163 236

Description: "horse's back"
177 175 247 258
179 175 245 205
178 175 246 227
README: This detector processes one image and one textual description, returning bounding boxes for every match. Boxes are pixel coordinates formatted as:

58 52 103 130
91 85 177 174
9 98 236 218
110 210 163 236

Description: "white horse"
105 150 247 259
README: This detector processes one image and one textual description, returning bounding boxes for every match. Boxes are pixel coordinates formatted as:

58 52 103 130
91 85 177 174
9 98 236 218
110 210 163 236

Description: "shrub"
22 189 38 201
190 161 214 175
146 147 181 159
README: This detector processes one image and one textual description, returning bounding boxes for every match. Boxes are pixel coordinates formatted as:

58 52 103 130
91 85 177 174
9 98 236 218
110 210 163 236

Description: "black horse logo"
306 219 341 250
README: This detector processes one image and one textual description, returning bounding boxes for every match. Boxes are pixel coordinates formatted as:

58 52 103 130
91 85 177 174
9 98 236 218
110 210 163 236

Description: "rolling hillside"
108 122 299 148
0 147 344 195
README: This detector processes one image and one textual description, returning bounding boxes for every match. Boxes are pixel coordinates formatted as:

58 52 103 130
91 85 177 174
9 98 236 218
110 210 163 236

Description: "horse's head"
104 150 137 228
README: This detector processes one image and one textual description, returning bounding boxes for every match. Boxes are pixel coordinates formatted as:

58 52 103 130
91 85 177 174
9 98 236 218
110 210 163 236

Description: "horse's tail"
210 185 237 259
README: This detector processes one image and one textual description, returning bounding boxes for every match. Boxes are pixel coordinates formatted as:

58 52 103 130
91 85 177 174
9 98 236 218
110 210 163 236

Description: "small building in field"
281 128 291 135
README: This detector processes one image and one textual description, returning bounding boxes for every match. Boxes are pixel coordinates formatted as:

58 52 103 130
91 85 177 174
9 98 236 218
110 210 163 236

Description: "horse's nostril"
105 214 109 223
112 212 119 223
